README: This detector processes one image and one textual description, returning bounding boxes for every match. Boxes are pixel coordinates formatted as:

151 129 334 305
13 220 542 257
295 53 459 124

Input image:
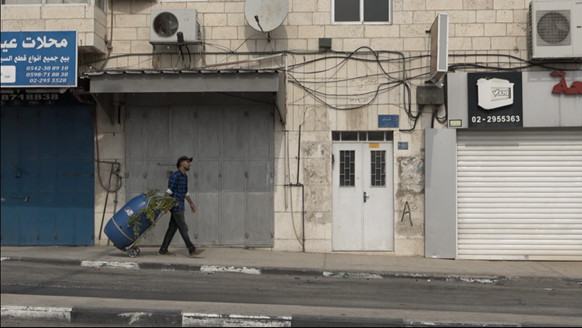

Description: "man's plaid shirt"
167 170 189 212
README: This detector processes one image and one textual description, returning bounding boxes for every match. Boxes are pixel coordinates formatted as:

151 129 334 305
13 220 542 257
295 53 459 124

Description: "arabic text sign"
551 71 582 95
1 31 77 87
378 115 399 128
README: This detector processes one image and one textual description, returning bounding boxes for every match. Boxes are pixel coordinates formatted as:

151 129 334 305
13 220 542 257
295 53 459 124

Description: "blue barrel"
104 193 156 250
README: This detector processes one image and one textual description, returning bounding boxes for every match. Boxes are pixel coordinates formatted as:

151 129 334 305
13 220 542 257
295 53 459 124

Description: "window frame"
1 0 105 11
332 0 393 25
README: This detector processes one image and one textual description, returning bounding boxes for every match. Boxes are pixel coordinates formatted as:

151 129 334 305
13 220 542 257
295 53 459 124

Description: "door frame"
332 132 394 252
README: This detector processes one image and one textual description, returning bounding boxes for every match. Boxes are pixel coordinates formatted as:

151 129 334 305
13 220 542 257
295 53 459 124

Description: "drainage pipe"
284 123 305 252
285 182 305 252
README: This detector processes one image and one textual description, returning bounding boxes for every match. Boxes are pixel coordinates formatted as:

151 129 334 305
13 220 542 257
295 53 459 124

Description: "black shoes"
189 249 205 257
158 249 203 257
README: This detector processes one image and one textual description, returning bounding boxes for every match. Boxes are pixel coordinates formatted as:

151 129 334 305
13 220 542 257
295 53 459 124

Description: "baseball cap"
176 156 193 168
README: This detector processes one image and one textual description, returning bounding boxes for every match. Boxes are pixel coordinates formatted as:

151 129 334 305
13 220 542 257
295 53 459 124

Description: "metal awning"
85 69 287 125
87 69 283 93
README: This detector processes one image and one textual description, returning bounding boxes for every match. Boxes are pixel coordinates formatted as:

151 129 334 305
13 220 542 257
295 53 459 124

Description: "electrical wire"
84 42 580 132
284 47 415 130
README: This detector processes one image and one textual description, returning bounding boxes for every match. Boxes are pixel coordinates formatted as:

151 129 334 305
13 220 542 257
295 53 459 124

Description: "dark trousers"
160 211 195 252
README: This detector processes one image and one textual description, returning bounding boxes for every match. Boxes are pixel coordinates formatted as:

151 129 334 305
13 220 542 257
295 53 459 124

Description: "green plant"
127 189 177 240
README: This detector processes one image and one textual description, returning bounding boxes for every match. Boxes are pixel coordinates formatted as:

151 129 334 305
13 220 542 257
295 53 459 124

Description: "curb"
1 256 508 284
1 305 291 327
6 305 566 327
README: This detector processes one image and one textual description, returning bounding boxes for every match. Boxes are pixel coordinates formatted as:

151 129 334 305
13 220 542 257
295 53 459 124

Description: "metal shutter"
126 105 274 247
457 129 582 261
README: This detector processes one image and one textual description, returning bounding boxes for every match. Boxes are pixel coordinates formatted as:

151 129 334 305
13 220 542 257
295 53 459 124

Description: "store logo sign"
477 78 514 110
551 71 582 95
467 72 522 128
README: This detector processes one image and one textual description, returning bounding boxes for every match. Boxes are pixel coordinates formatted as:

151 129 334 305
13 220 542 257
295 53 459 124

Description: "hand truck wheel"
127 247 140 258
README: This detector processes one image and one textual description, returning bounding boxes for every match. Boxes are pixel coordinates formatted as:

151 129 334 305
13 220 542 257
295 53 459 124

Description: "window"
339 150 356 186
332 131 394 141
333 0 392 24
1 0 105 11
370 150 386 186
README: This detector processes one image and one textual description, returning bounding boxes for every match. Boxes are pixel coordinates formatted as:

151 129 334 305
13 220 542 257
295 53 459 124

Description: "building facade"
2 0 580 259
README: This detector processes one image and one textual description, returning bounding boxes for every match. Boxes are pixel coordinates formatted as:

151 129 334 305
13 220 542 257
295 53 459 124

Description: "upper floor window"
1 0 105 11
333 0 392 24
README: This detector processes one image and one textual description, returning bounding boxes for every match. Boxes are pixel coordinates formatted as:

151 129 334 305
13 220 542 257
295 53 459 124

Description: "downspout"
284 123 305 252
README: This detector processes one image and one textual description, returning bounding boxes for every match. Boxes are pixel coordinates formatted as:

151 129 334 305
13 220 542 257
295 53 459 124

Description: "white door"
333 142 394 251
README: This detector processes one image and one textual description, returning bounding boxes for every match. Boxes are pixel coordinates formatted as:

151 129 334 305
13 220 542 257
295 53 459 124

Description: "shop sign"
1 89 87 106
467 72 523 128
551 71 582 95
1 31 77 87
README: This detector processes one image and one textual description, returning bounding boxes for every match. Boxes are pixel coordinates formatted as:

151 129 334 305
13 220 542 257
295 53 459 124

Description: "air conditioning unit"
150 9 199 45
528 0 582 59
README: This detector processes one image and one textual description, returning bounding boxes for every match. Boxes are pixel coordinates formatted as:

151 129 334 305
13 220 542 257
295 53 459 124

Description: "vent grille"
536 10 571 46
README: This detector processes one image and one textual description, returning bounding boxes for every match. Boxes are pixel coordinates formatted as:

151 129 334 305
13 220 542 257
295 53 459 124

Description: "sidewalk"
2 245 581 280
2 245 582 327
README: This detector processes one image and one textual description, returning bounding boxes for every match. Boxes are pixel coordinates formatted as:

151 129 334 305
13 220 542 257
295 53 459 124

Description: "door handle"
363 192 370 203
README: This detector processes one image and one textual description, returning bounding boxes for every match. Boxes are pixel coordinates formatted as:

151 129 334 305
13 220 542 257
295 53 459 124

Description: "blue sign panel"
1 31 77 87
378 114 399 128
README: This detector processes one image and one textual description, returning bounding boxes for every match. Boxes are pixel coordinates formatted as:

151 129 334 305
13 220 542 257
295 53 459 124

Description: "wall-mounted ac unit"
528 0 582 59
150 9 199 45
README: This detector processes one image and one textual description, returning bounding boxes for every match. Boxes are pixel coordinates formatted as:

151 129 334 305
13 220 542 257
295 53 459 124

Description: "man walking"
159 155 203 257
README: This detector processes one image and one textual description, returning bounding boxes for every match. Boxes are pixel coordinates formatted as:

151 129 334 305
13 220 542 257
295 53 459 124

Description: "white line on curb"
118 312 153 325
323 271 383 279
81 260 140 270
200 265 261 275
182 313 292 327
1 305 72 322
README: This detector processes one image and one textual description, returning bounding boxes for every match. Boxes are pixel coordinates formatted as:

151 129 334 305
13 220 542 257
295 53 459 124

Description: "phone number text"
471 115 521 124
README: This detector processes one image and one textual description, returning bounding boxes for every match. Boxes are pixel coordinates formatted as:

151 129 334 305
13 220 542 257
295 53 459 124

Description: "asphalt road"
2 261 581 326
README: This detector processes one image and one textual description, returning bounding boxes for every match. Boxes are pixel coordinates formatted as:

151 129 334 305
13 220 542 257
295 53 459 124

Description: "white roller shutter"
457 129 582 261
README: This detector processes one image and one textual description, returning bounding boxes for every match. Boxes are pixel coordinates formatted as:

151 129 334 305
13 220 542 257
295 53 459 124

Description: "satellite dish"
244 0 288 33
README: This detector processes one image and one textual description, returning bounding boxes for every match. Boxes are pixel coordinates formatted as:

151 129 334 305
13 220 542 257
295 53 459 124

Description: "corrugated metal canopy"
85 69 287 125
86 69 282 93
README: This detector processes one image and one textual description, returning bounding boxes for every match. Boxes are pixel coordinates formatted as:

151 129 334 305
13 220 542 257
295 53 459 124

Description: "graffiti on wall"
400 200 413 226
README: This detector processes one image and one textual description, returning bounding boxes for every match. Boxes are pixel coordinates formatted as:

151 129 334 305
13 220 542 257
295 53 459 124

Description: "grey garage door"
125 104 274 247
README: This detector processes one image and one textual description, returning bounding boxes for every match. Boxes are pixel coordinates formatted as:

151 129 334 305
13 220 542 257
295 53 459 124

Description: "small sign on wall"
378 115 399 128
